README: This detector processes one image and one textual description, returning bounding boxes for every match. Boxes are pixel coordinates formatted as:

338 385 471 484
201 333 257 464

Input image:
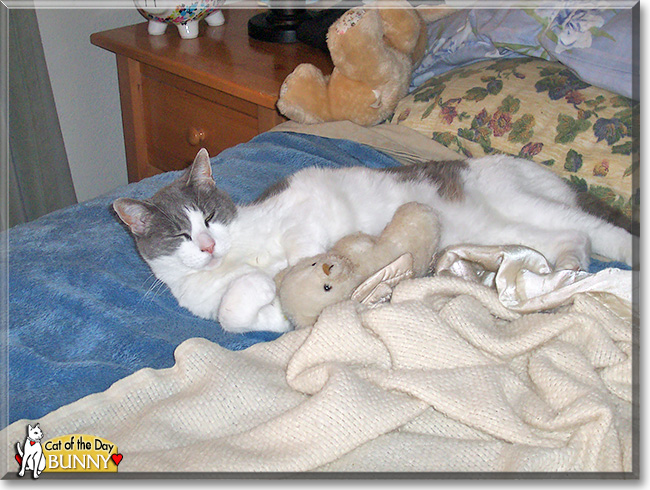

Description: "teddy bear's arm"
277 63 333 125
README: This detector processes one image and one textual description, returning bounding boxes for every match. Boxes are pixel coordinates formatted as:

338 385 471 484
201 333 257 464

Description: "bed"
2 5 638 476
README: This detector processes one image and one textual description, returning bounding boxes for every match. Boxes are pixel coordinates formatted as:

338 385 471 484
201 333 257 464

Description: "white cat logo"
16 423 46 479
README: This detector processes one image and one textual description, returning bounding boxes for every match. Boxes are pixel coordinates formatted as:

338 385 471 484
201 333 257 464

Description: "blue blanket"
4 132 402 427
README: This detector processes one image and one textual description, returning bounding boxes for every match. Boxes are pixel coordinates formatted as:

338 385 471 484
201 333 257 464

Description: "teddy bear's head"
276 253 362 329
276 200 441 329
276 2 427 127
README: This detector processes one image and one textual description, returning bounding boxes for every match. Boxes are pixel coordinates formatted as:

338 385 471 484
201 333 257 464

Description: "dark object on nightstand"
248 6 313 44
296 8 349 52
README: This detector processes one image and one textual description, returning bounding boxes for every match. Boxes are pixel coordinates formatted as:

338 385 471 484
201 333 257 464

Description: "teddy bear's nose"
322 263 334 276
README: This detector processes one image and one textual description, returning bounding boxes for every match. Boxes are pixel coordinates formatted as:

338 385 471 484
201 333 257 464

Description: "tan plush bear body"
276 3 427 127
275 202 441 328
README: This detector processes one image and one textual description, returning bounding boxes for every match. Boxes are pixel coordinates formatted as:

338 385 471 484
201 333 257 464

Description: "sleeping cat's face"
113 149 237 272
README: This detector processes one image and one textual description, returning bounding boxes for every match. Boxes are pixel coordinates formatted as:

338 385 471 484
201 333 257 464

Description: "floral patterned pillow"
391 58 638 220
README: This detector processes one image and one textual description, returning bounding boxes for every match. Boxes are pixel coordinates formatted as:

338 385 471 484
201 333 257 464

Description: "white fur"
150 155 633 333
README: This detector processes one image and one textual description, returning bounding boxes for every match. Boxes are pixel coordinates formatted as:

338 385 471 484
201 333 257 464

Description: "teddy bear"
275 202 441 329
276 2 428 127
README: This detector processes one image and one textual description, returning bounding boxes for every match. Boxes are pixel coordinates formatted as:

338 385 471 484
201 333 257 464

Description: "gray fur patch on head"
113 152 237 261
384 160 469 201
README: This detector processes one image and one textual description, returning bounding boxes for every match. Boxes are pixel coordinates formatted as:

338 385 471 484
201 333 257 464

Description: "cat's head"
28 424 43 441
113 149 237 273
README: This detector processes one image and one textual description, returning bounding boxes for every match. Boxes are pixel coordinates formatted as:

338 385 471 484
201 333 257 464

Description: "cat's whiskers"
141 273 166 301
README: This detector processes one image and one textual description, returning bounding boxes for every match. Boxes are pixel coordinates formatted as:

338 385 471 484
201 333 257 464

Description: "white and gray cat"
114 148 634 333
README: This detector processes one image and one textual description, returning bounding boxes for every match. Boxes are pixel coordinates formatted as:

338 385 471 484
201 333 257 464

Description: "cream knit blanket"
2 273 633 474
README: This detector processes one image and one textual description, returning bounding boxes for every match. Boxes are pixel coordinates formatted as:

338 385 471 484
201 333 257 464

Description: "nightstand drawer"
142 65 259 173
92 12 333 182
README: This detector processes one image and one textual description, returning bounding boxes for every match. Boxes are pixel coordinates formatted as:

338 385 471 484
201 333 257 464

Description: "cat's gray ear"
187 148 214 188
113 198 154 237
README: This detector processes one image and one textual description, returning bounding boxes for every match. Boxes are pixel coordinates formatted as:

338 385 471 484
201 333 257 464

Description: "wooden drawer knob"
187 127 206 146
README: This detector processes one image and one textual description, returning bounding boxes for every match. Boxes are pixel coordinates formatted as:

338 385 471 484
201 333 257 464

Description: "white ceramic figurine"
135 0 225 39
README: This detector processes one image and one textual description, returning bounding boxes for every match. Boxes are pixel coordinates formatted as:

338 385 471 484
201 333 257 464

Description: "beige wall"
35 8 143 202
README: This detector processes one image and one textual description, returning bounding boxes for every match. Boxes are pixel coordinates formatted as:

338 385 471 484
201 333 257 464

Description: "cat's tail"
16 442 23 457
572 187 639 237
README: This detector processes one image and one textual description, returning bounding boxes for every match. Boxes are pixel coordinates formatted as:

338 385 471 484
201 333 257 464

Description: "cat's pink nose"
197 233 215 255
201 242 215 254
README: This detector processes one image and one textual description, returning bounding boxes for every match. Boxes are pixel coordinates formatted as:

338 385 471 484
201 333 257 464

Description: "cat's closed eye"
204 212 215 226
176 233 191 240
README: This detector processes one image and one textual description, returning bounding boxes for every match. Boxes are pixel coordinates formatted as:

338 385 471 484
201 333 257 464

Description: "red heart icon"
15 454 22 466
111 454 123 466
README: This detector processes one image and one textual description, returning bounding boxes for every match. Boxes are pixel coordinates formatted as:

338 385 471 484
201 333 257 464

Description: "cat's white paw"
551 231 591 271
256 302 293 333
218 272 284 333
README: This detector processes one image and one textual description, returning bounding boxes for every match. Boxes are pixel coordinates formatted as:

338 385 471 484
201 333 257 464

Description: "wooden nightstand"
91 9 333 182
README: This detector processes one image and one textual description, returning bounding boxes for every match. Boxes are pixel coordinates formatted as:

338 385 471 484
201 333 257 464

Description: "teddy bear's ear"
351 253 414 307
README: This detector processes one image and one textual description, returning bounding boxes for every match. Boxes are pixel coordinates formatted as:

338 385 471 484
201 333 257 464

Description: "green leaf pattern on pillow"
391 58 639 219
